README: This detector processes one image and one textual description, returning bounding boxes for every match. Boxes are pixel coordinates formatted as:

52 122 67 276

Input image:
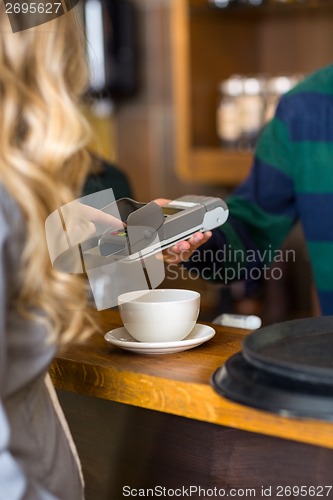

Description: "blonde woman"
0 6 102 499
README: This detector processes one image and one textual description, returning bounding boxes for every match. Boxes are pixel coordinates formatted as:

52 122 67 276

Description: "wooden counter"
50 309 333 450
50 309 333 499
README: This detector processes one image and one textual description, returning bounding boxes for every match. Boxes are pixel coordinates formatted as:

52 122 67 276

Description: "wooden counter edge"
50 357 333 451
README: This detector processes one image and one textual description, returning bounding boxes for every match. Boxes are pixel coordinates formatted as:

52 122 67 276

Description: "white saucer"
104 323 216 354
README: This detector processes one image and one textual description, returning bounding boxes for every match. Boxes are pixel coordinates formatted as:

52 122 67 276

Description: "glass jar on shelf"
208 0 266 6
264 74 303 123
237 0 266 5
216 75 243 149
208 0 240 8
238 76 265 150
267 0 307 4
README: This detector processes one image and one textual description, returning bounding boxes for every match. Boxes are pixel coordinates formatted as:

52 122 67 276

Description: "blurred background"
81 0 333 324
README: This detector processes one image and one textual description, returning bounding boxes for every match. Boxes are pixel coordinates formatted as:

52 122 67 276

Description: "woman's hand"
74 198 213 262
78 203 124 229
63 202 124 246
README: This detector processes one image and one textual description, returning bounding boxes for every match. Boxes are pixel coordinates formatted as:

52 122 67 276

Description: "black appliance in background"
83 0 139 99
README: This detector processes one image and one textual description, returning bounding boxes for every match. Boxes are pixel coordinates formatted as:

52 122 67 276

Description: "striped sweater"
187 64 333 315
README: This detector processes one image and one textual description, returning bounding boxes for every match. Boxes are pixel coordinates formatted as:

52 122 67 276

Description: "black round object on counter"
243 316 333 385
211 316 333 420
211 352 333 421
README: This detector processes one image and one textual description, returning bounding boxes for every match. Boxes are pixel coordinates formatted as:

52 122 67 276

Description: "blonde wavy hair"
0 8 99 345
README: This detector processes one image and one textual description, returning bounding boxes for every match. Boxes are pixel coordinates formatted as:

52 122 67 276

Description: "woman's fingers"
78 203 124 228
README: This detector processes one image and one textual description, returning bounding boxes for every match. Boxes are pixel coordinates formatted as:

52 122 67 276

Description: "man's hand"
163 231 212 264
154 198 212 264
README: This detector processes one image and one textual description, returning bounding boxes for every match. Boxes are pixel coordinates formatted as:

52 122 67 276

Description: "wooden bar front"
50 310 333 499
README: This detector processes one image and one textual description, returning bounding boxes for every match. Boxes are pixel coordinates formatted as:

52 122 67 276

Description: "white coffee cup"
117 289 200 343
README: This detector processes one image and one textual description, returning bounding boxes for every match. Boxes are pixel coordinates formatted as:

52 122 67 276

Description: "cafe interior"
52 0 333 498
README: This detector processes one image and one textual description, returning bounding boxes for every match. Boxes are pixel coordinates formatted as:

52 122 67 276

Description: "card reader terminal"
95 195 228 261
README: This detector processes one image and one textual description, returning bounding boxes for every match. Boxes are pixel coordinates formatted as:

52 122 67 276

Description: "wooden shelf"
182 147 252 185
171 0 333 187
